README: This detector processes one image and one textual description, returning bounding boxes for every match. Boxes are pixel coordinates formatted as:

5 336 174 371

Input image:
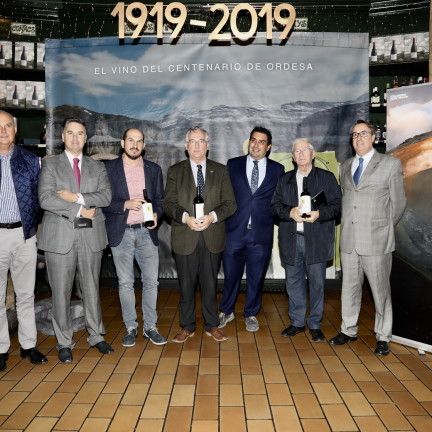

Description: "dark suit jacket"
103 156 164 247
271 166 341 265
38 152 111 254
225 156 284 245
164 158 237 255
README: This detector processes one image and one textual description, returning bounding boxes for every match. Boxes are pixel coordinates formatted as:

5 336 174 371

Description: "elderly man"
330 120 406 356
103 127 166 347
164 126 236 343
271 138 341 341
0 110 47 371
38 118 113 363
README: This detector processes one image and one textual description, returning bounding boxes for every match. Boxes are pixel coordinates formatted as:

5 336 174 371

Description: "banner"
45 33 368 278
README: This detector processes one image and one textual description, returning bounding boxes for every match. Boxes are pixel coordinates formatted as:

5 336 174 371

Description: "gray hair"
292 138 315 153
185 126 209 143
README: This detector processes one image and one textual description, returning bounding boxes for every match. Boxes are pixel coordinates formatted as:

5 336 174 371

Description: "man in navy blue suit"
103 128 166 347
219 126 284 332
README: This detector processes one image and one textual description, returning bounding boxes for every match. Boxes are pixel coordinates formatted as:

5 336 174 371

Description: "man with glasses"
330 119 406 356
103 128 166 347
164 126 236 343
38 118 113 363
271 138 341 342
218 126 284 332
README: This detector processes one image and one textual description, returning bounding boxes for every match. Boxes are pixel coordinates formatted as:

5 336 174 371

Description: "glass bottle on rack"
383 83 390 107
370 87 381 108
374 123 381 145
12 85 19 105
20 45 27 67
410 38 417 60
390 40 397 61
370 42 377 62
392 76 399 88
0 44 5 66
31 85 38 107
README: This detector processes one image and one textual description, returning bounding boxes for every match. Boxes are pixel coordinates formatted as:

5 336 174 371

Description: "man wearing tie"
218 126 284 332
38 118 113 363
330 120 406 356
164 126 236 343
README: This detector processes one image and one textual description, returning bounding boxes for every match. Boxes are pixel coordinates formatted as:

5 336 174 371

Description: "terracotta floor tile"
271 406 303 432
312 382 342 404
180 350 200 365
341 392 375 416
12 372 46 392
322 404 358 431
0 391 29 415
26 381 61 403
175 365 198 384
135 419 164 432
354 416 387 432
196 374 218 395
244 394 271 419
293 393 324 418
220 384 243 406
389 390 428 415
1 401 42 429
407 415 432 432
285 373 313 394
200 340 219 358
193 395 218 419
298 349 320 365
240 356 261 375
130 364 156 384
247 419 275 432
220 406 246 432
198 357 219 375
372 403 413 430
372 371 406 392
304 364 331 383
38 392 74 417
331 371 360 392
114 356 139 374
258 349 280 365
403 380 432 401
108 404 141 432
149 374 175 394
55 402 92 430
220 350 239 366
266 383 293 405
163 406 193 432
262 363 286 383
242 374 266 394
72 356 100 373
120 383 149 405
357 381 392 404
103 373 131 393
156 356 179 374
170 384 195 406
0 381 16 399
88 363 116 382
321 355 347 373
80 417 110 432
301 418 331 432
385 362 418 380
89 393 122 418
140 394 170 418
345 363 375 382
73 381 104 403
24 417 58 432
139 349 162 365
335 349 360 364
191 419 218 432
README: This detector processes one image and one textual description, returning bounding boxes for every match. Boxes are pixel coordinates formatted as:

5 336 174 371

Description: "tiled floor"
1 284 432 431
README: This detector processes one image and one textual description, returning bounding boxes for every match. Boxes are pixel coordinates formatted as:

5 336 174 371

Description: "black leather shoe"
374 341 390 356
309 329 326 342
329 332 358 345
0 353 9 372
93 341 114 354
281 325 305 337
20 347 48 364
58 348 73 363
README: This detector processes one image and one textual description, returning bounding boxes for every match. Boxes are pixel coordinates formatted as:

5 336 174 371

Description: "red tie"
73 158 81 189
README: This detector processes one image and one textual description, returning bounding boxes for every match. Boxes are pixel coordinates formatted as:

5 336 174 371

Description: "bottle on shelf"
193 185 204 219
410 37 417 60
374 123 382 145
0 44 5 66
382 124 387 146
408 76 415 86
142 189 154 228
12 85 18 106
400 76 407 87
370 86 381 107
31 85 38 107
299 177 311 218
383 83 390 107
392 76 399 88
20 45 27 67
370 42 377 62
390 40 397 61
417 76 424 85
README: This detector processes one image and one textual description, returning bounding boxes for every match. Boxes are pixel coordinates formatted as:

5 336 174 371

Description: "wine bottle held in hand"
299 177 311 218
194 186 204 219
142 189 154 228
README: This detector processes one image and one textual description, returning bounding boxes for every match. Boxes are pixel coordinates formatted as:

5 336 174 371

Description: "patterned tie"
251 160 259 194
73 157 81 190
197 164 205 195
353 157 364 186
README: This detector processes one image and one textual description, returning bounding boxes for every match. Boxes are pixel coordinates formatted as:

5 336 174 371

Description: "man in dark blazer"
164 126 236 343
103 127 166 347
38 118 113 363
271 138 341 342
218 126 284 332
330 120 406 356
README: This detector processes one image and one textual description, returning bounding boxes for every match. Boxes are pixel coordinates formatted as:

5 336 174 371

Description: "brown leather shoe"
206 327 228 342
172 329 195 343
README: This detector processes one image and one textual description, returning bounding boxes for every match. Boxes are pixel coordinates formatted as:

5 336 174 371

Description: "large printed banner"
45 33 368 278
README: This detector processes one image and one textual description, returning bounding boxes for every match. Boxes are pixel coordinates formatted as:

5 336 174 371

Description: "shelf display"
6 80 26 108
36 42 45 70
0 41 13 68
25 81 45 109
14 41 35 70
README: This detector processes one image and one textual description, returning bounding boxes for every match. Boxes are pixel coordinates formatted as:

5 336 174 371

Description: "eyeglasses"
351 131 371 139
188 139 207 145
250 138 268 146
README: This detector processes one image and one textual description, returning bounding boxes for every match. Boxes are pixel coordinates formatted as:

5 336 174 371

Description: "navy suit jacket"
103 156 164 247
225 155 284 246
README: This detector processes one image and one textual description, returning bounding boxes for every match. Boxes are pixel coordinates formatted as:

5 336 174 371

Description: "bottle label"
21 59 27 67
391 53 397 61
32 99 38 107
0 59 5 66
299 196 311 214
371 55 377 62
194 203 204 219
411 52 417 60
142 202 154 222
12 98 18 105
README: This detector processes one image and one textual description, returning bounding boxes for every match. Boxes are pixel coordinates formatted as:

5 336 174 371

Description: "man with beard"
104 128 166 346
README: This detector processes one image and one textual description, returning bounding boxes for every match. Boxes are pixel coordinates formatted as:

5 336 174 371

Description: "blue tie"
197 164 205 195
251 160 259 194
353 157 364 186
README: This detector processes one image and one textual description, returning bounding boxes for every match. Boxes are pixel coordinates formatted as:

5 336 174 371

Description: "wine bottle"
417 76 424 85
382 124 387 146
299 177 311 218
410 37 417 60
383 83 390 107
193 185 204 219
374 123 381 145
12 85 18 105
0 44 5 66
20 45 27 67
31 85 38 107
370 86 381 107
392 76 399 88
390 40 397 61
370 42 377 62
142 189 154 228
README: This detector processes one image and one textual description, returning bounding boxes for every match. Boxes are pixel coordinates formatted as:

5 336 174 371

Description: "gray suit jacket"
38 152 112 254
340 151 406 255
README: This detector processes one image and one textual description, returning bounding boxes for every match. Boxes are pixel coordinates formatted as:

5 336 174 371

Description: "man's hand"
80 207 96 219
185 214 214 231
304 210 319 223
197 214 214 230
57 189 78 203
289 207 304 223
147 213 158 230
124 199 144 211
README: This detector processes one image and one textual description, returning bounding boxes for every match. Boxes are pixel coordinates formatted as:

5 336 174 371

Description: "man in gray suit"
330 119 406 356
38 118 113 363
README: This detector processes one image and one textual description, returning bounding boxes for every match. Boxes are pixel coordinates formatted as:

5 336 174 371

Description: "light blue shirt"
246 155 267 190
351 148 375 181
0 148 21 223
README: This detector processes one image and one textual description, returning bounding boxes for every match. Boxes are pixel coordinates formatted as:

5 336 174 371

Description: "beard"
124 149 142 160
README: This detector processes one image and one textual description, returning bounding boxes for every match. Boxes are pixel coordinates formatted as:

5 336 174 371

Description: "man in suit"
271 138 341 341
103 127 166 347
38 118 113 363
330 120 406 355
0 110 47 371
218 126 284 332
164 126 236 343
